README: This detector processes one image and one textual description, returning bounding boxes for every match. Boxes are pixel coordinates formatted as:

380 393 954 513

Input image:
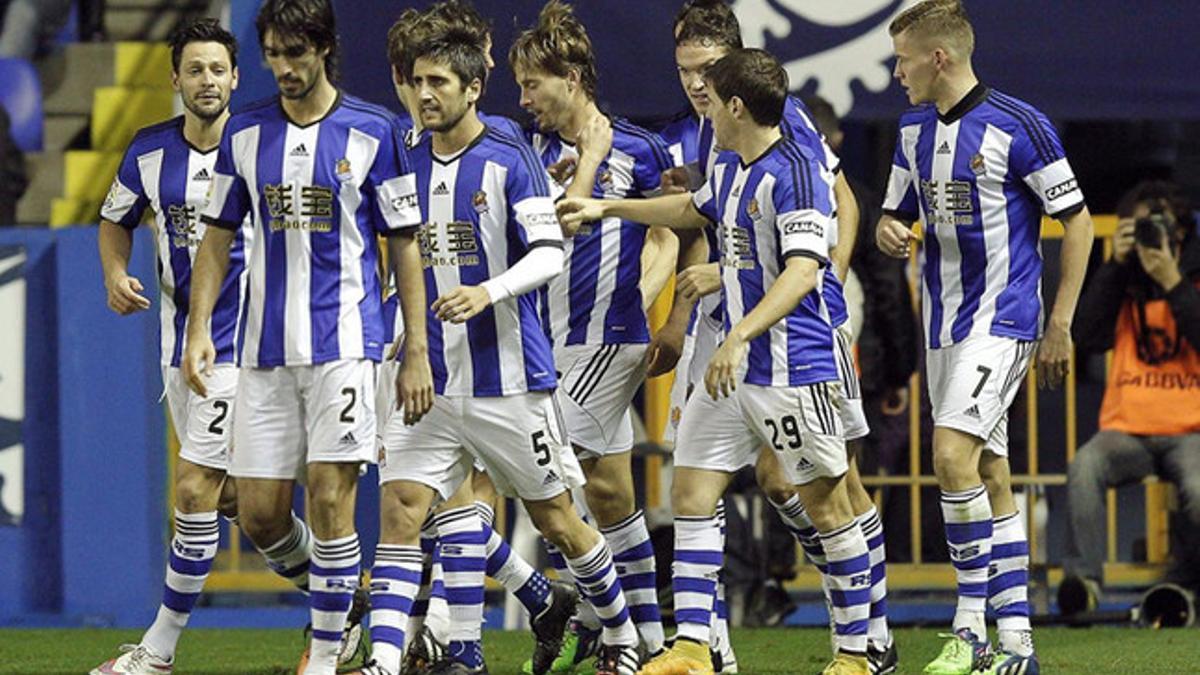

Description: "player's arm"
387 231 433 425
1039 205 1095 388
646 228 711 376
705 255 821 399
560 114 613 238
877 129 920 258
98 219 151 315
829 171 859 282
183 226 235 397
557 191 709 232
640 226 678 311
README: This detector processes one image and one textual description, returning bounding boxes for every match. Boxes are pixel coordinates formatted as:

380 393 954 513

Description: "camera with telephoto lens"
1134 211 1169 249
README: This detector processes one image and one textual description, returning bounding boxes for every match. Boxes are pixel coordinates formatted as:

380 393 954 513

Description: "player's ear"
171 69 181 93
567 67 581 94
230 65 239 91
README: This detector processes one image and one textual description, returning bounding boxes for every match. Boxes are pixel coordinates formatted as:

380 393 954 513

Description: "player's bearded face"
262 31 325 101
415 60 475 133
515 68 570 132
675 42 728 117
174 41 236 122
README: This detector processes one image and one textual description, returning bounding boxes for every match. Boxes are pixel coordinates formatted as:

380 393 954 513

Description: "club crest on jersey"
472 190 489 214
747 198 761 221
970 153 987 176
335 158 353 182
598 168 614 191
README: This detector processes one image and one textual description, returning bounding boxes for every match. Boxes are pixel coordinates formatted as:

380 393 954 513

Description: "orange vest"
1099 281 1200 435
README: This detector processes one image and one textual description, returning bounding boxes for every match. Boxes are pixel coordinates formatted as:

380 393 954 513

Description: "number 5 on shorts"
530 430 552 467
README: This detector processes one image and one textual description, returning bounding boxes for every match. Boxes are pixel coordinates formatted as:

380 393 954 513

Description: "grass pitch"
1 626 1196 673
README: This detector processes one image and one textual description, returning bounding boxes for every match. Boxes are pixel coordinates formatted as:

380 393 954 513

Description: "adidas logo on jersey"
795 456 815 472
290 143 309 157
937 141 952 154
339 430 357 445
963 404 981 420
542 469 561 486
433 181 449 196
192 168 211 181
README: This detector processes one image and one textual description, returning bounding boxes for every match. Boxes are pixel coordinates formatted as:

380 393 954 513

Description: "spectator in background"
1061 180 1200 614
0 0 104 58
0 106 27 225
803 95 918 483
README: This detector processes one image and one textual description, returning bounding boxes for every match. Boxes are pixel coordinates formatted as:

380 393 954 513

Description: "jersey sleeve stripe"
488 129 550 195
986 93 1056 166
777 142 814 210
614 118 674 170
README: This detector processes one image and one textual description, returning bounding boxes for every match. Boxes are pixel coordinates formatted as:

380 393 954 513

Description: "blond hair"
508 0 598 99
889 0 975 60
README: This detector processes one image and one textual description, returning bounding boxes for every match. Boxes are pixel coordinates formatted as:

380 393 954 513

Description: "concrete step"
105 4 208 42
40 43 115 116
43 115 90 152
16 152 64 225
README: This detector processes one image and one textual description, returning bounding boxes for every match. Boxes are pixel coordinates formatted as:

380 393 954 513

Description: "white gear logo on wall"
732 0 919 116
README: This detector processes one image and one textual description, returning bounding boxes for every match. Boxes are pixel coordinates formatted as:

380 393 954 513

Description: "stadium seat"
0 57 44 152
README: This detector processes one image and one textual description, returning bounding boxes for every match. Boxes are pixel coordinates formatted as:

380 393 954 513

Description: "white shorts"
675 382 848 485
375 357 400 457
230 359 377 479
664 310 723 448
926 335 1037 457
833 323 870 442
554 343 646 458
381 391 585 502
162 364 237 471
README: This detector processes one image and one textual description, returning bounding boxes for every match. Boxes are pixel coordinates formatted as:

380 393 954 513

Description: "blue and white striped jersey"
658 112 700 170
882 85 1086 349
101 116 250 368
692 138 838 387
698 95 850 329
531 118 674 347
201 93 420 367
410 124 562 397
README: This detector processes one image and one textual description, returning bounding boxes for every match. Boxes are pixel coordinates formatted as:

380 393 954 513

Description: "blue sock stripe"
826 552 871 577
617 571 657 590
312 629 342 642
445 586 485 602
628 604 661 623
988 569 1029 595
162 587 200 613
866 534 885 549
870 562 886 585
584 581 622 610
675 549 723 566
169 551 215 577
834 619 870 636
952 555 991 571
373 566 423 585
485 543 510 577
371 625 406 647
612 540 656 562
870 599 888 618
945 521 993 544
829 588 872 608
673 577 716 595
675 608 714 626
411 599 429 615
958 581 989 597
310 563 360 578
995 601 1030 618
311 590 353 612
371 594 416 613
599 607 632 629
715 597 729 620
992 541 1029 559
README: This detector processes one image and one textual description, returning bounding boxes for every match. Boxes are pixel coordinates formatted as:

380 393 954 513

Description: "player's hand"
547 157 577 185
1136 237 1183 291
705 336 747 400
397 345 434 425
876 218 918 259
677 262 721 301
646 321 686 377
182 332 216 397
1036 323 1071 390
660 167 690 195
1112 218 1136 264
105 272 151 315
432 285 491 323
556 198 605 231
577 113 613 163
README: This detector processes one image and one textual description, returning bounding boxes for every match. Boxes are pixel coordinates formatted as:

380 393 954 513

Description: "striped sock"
990 512 1033 656
547 540 601 631
602 510 664 653
672 515 722 645
308 534 361 671
405 517 438 641
368 544 423 674
822 520 871 655
142 509 219 660
711 500 731 654
436 506 486 653
858 506 891 647
772 494 829 571
258 512 312 592
566 538 638 647
485 523 551 617
941 485 993 638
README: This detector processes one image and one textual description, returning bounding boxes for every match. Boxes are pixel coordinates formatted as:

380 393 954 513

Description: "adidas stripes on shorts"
926 334 1037 457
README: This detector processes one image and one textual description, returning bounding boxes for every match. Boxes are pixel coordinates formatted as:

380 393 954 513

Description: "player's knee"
238 508 291 548
585 478 634 526
175 470 222 513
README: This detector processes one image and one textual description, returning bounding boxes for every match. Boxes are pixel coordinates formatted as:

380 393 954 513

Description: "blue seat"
0 57 43 152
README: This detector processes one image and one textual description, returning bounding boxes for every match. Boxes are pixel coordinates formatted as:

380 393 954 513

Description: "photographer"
1059 180 1200 614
